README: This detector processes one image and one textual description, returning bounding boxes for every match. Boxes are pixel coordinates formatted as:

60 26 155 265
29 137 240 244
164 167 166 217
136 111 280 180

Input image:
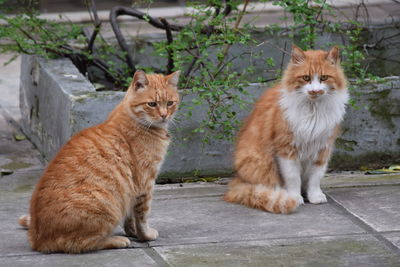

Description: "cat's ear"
166 71 181 87
291 44 306 64
326 46 340 65
131 70 149 91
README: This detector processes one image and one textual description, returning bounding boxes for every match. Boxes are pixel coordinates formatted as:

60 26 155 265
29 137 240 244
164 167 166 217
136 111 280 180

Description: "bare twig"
160 17 174 74
87 0 102 54
280 41 288 74
222 0 233 16
15 41 33 55
216 0 250 71
214 52 252 78
260 40 291 56
109 5 226 74
109 7 136 71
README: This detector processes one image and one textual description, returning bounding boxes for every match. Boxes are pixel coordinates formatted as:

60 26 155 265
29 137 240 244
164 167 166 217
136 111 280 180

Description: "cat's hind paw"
100 236 131 250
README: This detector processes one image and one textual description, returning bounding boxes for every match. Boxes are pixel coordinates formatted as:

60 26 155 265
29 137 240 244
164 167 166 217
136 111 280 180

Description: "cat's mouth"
307 90 325 100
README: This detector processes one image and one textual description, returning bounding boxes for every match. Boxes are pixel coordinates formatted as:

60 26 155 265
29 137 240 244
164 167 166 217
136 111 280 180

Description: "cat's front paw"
290 194 304 205
124 218 137 237
138 227 159 241
308 190 327 204
124 225 137 237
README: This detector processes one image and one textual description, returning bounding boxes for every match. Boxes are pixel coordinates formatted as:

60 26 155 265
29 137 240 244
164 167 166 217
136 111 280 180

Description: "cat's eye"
167 101 174 106
320 75 328 81
147 102 157 107
302 75 311 81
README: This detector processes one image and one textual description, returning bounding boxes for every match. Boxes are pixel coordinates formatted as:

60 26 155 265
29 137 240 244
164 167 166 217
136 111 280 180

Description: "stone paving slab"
327 185 400 232
0 169 43 192
323 173 400 188
0 192 33 256
383 233 400 250
0 114 44 173
149 195 365 247
0 249 158 267
155 235 400 267
153 183 227 200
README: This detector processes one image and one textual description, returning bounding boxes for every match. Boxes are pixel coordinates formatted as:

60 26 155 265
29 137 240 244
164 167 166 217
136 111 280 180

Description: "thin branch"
183 47 202 80
87 0 102 54
160 17 174 74
15 42 34 55
109 7 138 71
184 57 198 78
214 52 251 78
222 0 233 16
216 0 250 71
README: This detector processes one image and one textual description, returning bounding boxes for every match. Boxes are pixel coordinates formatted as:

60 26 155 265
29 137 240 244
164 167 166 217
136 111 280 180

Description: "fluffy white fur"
277 157 304 204
280 77 348 161
278 77 348 204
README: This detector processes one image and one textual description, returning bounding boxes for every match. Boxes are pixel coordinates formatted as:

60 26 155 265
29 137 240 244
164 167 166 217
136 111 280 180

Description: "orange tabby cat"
18 70 180 253
224 45 348 214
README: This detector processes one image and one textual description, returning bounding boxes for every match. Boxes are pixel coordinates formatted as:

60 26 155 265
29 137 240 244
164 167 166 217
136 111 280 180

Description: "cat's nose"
161 115 167 121
308 89 324 96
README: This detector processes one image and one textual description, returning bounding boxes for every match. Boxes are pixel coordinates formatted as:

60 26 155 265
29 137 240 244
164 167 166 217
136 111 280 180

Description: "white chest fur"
279 88 349 160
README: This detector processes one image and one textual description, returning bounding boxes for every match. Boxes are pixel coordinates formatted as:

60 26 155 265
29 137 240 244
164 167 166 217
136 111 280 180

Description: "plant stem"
216 0 250 72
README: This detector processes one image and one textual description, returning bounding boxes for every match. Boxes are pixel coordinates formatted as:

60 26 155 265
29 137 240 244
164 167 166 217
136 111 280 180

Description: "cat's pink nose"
161 115 167 121
308 90 324 96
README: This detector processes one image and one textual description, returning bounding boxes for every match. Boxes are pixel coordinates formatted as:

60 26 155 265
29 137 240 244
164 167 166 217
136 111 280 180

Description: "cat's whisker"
146 121 154 132
169 118 178 128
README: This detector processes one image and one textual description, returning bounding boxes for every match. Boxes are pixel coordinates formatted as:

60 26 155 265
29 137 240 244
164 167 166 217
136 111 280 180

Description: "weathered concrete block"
19 55 400 177
332 77 400 168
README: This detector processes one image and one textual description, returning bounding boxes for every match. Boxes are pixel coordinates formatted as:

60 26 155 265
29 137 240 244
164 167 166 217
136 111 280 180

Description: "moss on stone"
335 138 358 152
0 161 33 170
330 152 400 170
13 184 34 193
367 88 399 129
161 238 399 267
157 169 233 184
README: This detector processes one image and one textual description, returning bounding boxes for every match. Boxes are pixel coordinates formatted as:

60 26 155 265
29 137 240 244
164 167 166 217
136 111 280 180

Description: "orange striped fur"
224 45 348 214
18 70 180 253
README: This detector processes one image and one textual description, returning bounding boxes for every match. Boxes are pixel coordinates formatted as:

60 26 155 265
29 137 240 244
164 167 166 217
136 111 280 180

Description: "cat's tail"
223 178 299 214
18 215 31 228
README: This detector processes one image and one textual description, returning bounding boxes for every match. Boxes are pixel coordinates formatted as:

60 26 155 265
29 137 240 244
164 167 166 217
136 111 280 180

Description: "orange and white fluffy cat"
18 70 180 253
224 45 348 214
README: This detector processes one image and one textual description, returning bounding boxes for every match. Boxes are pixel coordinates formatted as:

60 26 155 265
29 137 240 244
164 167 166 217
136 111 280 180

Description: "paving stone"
383 233 400 250
0 115 45 174
155 235 400 267
153 183 227 200
148 195 365 246
322 173 400 188
0 169 43 192
0 192 34 256
0 249 158 267
327 186 400 232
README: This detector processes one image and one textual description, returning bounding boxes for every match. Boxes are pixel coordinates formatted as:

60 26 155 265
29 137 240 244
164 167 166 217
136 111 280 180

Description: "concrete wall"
20 55 400 177
130 25 400 84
